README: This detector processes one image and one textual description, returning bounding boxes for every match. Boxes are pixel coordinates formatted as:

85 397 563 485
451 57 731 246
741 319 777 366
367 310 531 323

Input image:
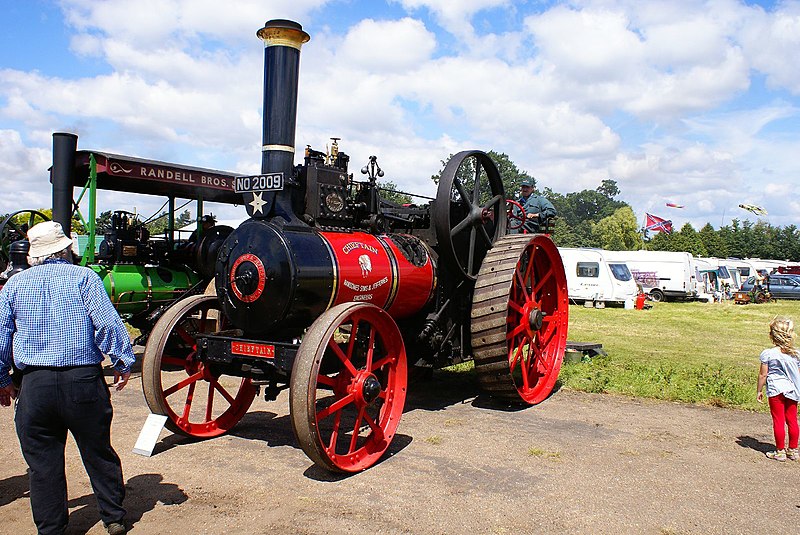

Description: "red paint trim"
229 253 266 303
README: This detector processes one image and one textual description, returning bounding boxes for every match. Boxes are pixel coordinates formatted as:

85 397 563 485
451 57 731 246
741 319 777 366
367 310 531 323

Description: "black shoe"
106 521 127 535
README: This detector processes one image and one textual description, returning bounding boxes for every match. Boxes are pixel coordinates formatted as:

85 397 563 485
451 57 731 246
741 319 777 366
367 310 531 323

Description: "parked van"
558 248 639 306
603 250 698 302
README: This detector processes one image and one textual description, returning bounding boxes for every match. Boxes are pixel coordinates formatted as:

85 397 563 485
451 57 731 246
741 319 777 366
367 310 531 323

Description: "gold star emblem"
249 191 267 214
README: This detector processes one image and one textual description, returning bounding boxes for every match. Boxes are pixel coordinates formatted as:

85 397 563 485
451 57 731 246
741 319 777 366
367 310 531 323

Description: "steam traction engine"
142 19 569 472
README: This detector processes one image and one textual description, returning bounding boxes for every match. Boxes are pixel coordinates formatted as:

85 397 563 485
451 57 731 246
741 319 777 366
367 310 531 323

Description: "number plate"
234 173 284 193
231 341 275 359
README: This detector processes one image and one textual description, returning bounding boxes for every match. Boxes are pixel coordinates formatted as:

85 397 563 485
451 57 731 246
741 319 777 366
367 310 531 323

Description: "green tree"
698 223 728 258
377 181 412 205
671 223 707 256
591 206 644 250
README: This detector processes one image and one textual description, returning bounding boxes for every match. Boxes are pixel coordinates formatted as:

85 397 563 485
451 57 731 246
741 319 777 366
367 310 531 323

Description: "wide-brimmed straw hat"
27 221 73 258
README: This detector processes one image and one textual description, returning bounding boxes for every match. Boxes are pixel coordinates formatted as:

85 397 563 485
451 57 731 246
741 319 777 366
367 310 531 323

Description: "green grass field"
561 299 800 411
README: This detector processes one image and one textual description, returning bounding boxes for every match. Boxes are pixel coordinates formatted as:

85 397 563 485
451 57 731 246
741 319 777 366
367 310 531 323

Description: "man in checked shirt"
0 221 135 535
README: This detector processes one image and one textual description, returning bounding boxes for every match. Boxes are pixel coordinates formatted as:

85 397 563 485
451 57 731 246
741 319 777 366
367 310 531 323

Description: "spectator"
513 178 557 234
0 221 135 534
756 316 800 461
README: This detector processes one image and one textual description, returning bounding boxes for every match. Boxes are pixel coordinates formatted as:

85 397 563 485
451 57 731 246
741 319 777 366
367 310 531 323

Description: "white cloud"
337 18 436 72
0 130 51 214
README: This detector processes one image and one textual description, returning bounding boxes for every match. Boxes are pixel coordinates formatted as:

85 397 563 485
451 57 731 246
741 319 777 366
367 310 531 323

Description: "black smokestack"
51 132 77 236
253 20 309 220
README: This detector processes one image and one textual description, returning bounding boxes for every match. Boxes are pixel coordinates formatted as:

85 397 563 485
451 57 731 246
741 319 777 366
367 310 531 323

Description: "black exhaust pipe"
250 19 309 220
51 132 78 236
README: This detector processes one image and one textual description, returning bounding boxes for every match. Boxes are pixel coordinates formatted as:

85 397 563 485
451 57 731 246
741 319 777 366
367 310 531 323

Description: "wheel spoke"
515 268 531 301
450 214 472 238
508 300 524 314
212 377 236 405
161 355 188 368
482 194 503 211
453 178 471 206
327 411 343 450
181 382 197 420
520 345 532 390
371 354 394 372
472 161 482 205
532 266 555 296
316 374 337 387
328 339 359 376
175 325 195 347
205 383 215 422
316 392 356 421
509 336 526 371
363 412 383 440
365 327 376 370
506 322 526 341
349 408 365 453
164 370 204 397
478 224 493 247
467 226 477 274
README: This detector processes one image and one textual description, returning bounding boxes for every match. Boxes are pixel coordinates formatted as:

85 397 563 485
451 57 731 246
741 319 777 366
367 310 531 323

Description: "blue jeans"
15 365 125 534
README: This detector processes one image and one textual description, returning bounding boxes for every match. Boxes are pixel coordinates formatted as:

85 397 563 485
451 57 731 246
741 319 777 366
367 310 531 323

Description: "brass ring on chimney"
257 26 310 50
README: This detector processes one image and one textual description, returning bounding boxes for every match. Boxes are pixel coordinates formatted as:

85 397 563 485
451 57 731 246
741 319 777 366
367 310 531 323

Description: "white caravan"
602 250 698 302
558 248 639 306
696 257 740 292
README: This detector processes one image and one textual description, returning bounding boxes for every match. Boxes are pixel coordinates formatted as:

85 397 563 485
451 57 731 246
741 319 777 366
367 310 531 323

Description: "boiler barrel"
89 264 200 318
216 219 436 337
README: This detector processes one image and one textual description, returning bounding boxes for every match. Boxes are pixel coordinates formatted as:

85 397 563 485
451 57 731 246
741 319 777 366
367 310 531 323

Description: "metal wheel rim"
506 236 569 403
290 302 407 473
0 210 50 265
142 294 256 438
433 150 506 281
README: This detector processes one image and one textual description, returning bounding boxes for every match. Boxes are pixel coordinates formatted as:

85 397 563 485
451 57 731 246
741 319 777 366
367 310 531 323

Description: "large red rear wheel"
142 294 256 437
290 302 407 472
471 234 569 404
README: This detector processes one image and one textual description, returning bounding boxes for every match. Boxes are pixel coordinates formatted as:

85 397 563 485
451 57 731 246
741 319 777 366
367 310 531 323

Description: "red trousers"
768 393 799 450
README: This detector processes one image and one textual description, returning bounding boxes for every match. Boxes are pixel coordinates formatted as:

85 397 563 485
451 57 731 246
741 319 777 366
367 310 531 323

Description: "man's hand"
757 390 764 403
526 212 540 219
0 384 18 407
112 370 131 391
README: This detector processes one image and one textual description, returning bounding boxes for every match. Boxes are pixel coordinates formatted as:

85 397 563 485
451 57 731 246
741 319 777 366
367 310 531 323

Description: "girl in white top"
757 316 800 461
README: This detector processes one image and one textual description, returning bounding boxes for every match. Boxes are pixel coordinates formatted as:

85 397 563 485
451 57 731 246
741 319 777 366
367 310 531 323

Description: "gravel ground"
1 367 799 534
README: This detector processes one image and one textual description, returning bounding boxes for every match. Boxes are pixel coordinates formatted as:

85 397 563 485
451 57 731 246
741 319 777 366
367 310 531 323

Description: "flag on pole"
738 203 767 216
645 213 673 234
665 202 684 208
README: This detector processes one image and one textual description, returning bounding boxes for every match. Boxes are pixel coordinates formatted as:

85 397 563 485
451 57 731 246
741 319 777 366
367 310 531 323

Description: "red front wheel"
142 295 256 438
290 302 407 472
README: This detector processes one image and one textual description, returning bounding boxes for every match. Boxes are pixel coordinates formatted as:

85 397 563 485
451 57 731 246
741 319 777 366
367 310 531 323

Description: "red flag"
645 213 673 234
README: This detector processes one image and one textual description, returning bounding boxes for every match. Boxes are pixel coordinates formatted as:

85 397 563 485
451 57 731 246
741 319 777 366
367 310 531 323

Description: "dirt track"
2 366 799 534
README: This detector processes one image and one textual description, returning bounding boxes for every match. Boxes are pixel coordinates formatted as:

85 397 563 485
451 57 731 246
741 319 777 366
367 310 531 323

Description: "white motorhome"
603 250 698 302
558 248 639 306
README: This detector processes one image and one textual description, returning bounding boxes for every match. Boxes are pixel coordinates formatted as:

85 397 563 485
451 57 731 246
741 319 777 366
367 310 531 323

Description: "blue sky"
1 0 799 231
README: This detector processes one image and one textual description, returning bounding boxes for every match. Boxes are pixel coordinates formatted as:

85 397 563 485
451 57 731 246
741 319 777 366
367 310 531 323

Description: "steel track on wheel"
470 233 568 403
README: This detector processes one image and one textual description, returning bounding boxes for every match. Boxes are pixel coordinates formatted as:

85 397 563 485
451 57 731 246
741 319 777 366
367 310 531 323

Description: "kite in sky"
665 202 684 208
738 203 767 216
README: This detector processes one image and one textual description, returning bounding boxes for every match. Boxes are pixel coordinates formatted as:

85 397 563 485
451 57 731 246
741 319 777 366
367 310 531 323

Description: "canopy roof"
66 150 243 204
